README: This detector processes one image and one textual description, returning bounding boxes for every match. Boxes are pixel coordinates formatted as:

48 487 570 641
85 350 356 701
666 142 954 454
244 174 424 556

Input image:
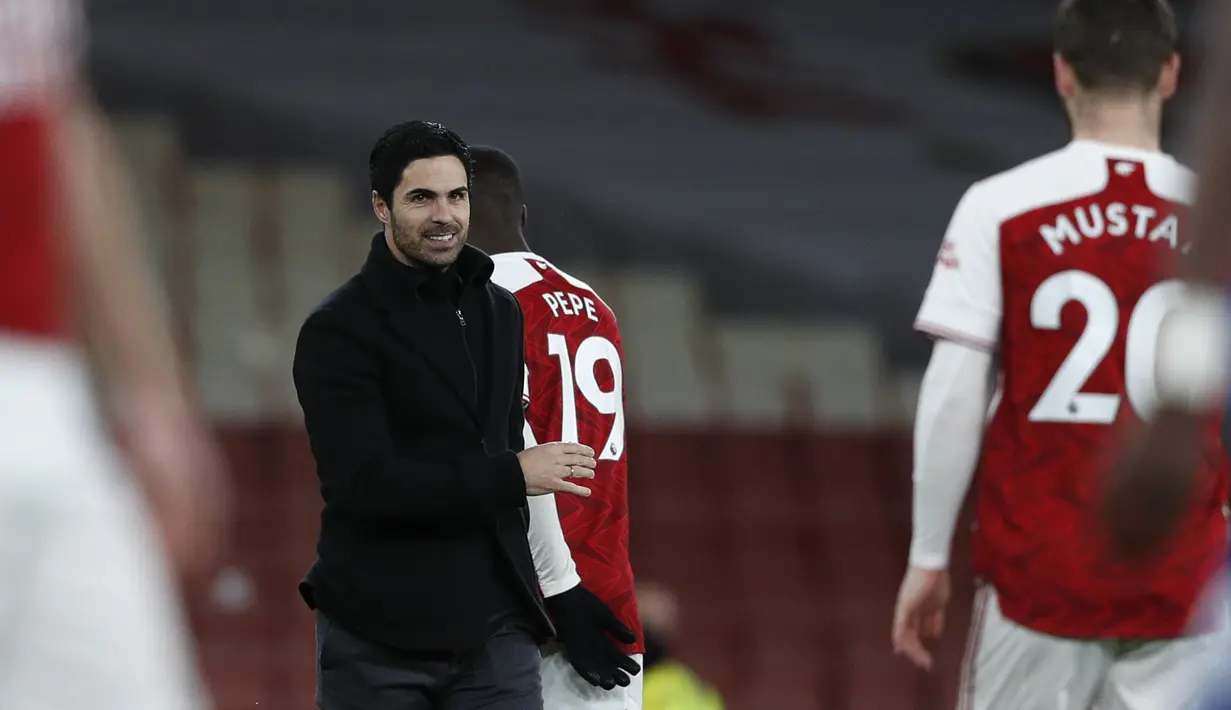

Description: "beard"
390 213 467 268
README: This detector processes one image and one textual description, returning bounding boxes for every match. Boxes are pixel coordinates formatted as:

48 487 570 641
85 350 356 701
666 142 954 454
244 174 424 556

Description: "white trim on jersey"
491 251 616 314
908 339 994 570
491 252 547 294
521 379 583 597
492 251 584 599
914 140 1193 350
914 182 1003 347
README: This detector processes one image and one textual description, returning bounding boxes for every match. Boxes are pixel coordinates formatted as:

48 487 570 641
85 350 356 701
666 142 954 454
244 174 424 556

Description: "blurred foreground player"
892 1 1226 707
1101 2 1231 708
468 146 643 709
0 0 225 707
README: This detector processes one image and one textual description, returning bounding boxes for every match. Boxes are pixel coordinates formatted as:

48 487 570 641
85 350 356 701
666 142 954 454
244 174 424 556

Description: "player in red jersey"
0 0 225 707
891 1 1226 707
468 146 643 709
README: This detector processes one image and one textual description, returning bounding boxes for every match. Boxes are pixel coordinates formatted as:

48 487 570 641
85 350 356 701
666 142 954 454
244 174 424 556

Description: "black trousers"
315 611 543 710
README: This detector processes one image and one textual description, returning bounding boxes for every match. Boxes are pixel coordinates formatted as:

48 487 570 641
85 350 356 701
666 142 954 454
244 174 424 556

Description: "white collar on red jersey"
1069 139 1174 163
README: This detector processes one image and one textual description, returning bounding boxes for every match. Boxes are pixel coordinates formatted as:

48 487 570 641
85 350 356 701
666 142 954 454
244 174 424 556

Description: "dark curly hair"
368 121 473 204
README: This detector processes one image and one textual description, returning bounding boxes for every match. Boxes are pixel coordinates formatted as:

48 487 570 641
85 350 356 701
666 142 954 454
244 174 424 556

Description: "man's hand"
545 584 641 690
1102 407 1203 560
892 566 950 671
123 389 230 584
518 443 595 497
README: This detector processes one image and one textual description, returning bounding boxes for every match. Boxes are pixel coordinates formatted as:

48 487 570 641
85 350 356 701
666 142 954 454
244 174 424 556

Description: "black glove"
544 584 642 690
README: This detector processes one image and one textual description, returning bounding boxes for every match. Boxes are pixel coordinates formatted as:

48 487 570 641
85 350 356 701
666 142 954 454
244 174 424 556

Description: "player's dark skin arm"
1104 5 1231 556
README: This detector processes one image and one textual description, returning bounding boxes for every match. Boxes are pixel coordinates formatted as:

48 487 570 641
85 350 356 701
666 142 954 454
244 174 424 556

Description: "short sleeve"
914 184 1002 349
522 363 531 408
0 0 84 98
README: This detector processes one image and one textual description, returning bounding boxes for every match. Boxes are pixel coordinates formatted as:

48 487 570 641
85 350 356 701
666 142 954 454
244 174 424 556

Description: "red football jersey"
491 251 643 653
0 0 81 339
916 140 1228 639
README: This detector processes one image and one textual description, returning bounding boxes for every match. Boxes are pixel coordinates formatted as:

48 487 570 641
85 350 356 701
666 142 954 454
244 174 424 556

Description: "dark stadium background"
82 0 1207 707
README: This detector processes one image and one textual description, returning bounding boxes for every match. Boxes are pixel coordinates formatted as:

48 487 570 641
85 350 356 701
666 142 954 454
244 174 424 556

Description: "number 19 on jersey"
546 333 626 460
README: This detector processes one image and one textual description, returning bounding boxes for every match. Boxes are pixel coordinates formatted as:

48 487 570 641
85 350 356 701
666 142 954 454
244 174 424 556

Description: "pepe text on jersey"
541 291 601 323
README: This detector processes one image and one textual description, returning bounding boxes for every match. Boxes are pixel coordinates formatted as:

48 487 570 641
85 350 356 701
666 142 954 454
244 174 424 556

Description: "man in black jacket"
293 120 597 710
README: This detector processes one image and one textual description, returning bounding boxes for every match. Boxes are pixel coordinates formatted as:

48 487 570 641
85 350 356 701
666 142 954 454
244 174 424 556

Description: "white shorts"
1196 572 1231 709
960 586 1222 710
540 644 643 710
0 336 206 710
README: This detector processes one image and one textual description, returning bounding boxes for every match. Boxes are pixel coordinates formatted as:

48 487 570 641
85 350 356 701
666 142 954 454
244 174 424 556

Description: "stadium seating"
189 423 966 710
88 0 1074 364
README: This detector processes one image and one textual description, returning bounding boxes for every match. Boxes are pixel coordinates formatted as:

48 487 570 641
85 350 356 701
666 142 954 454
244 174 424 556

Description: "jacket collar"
360 232 495 308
